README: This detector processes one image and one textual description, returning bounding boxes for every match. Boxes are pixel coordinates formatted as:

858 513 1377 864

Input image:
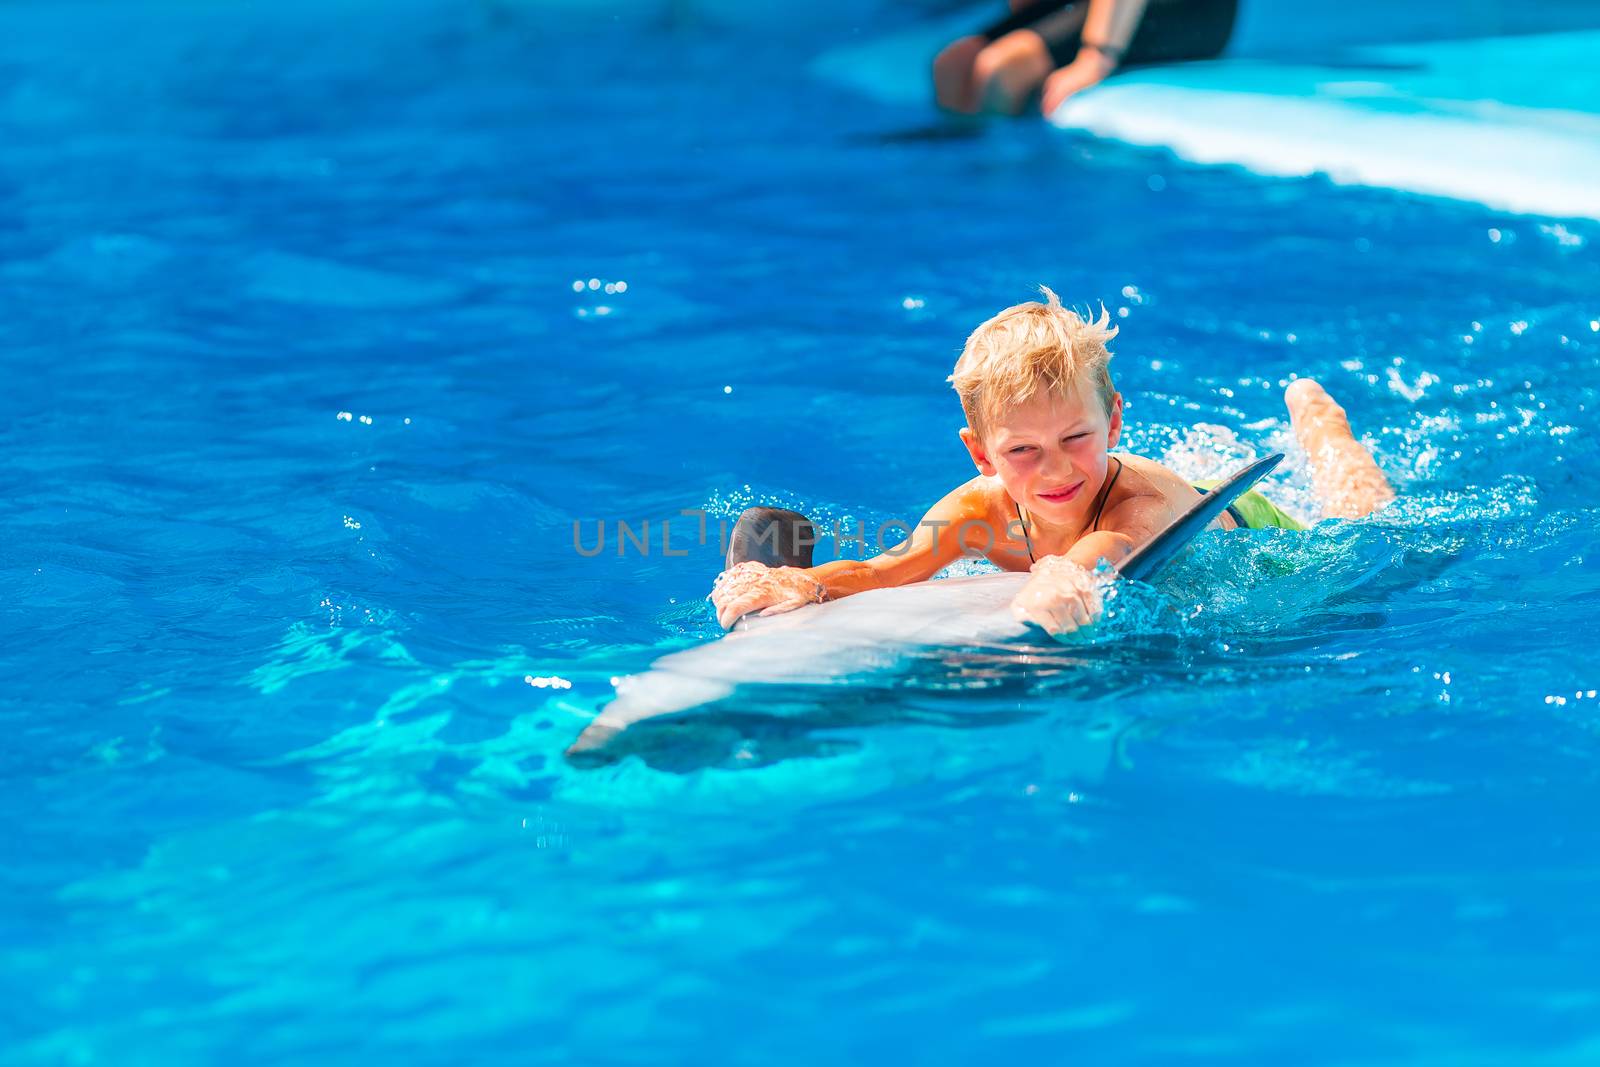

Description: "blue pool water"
4 1 1600 1063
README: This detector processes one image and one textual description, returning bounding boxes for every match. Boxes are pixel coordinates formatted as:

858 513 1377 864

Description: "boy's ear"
1106 393 1124 449
958 426 997 477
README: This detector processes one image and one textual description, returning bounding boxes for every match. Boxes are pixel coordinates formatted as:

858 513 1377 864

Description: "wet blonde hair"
948 286 1118 439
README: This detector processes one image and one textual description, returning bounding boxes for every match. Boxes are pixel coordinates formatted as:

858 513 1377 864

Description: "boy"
711 288 1393 636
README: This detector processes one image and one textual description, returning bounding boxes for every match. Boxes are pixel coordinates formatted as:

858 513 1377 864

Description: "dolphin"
565 455 1285 767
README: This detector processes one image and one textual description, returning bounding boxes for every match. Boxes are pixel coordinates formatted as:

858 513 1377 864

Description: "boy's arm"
1058 529 1137 572
1009 497 1159 636
812 481 994 595
711 482 990 629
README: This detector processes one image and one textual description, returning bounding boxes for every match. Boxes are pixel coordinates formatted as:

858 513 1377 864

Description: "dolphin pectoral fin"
566 706 867 773
563 711 744 771
564 718 626 768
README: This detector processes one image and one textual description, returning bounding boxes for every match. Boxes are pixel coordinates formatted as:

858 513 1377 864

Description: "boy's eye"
1008 446 1034 455
1066 433 1091 442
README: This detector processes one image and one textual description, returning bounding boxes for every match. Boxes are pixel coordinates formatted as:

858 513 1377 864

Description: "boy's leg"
727 507 817 569
1285 379 1395 519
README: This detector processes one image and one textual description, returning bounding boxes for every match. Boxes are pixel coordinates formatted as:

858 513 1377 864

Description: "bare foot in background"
1286 378 1396 519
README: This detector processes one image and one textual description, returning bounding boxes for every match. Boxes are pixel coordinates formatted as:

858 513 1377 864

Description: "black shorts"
979 0 1237 70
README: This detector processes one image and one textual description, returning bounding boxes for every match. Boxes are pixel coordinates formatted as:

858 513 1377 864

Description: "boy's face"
960 379 1123 525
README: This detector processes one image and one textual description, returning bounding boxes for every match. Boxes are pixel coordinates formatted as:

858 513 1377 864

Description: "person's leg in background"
933 1 1080 115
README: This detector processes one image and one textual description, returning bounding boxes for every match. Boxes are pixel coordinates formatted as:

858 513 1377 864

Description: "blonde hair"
948 286 1118 439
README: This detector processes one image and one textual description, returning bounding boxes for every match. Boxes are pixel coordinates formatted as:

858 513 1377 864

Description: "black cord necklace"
1014 457 1124 564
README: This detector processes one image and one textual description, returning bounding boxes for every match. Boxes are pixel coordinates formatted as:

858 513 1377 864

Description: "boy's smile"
1035 481 1085 505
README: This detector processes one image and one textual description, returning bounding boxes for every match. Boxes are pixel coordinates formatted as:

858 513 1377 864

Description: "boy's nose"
1040 451 1076 481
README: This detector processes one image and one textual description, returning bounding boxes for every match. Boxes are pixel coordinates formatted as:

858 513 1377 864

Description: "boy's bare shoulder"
1115 454 1197 498
939 475 1031 568
1102 454 1205 539
941 474 1013 523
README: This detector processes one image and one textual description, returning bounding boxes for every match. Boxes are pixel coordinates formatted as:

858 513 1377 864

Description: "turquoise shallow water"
3 1 1600 1063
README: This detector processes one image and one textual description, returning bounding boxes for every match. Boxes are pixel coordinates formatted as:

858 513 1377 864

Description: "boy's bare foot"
1285 379 1395 520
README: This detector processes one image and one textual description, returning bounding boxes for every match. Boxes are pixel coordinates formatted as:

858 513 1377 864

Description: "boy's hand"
1010 555 1105 636
710 561 827 630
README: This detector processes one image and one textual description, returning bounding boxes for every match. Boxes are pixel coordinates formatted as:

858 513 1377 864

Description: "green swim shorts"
1192 481 1307 531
